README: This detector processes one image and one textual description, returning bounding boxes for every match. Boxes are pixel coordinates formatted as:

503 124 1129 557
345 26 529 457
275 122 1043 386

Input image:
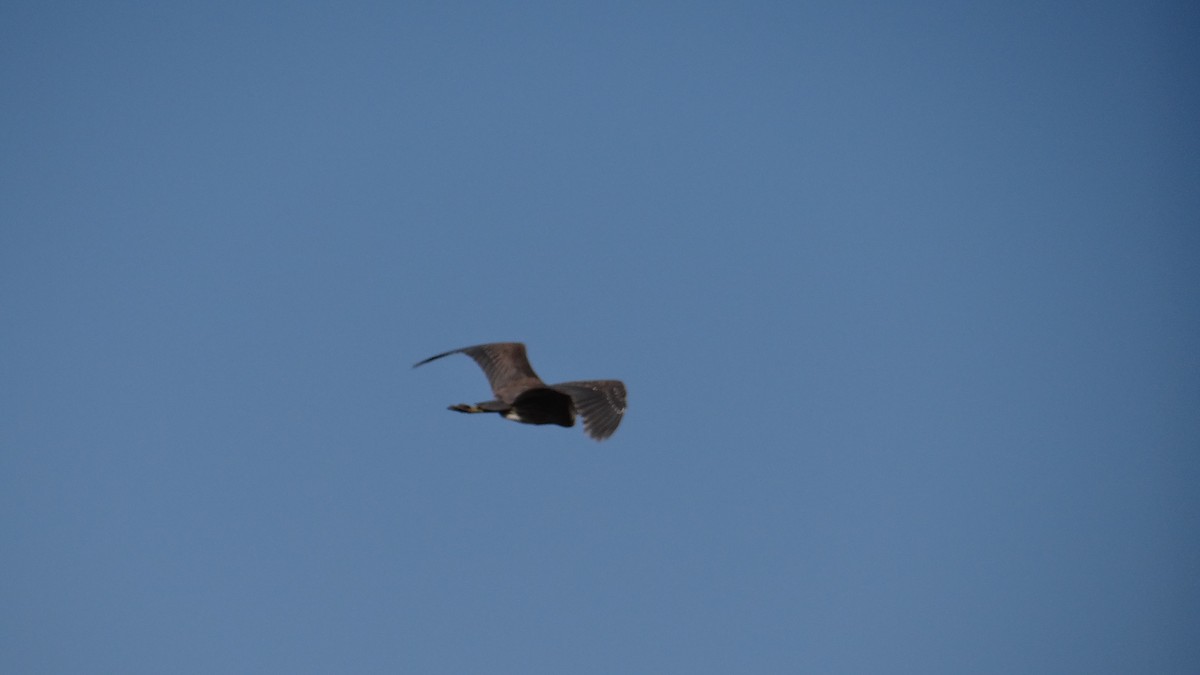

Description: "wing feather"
552 380 627 441
413 342 545 403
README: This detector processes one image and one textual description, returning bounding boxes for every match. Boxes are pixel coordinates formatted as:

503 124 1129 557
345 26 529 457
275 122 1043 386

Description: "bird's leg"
449 400 509 414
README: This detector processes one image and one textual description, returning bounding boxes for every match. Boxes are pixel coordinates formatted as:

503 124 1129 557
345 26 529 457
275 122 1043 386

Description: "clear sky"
2 1 1198 673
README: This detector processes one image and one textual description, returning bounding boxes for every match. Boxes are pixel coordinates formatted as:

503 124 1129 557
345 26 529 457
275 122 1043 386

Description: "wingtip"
412 349 457 369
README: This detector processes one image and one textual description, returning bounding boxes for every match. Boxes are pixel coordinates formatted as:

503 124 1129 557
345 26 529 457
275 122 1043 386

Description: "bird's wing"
413 342 545 402
551 380 627 441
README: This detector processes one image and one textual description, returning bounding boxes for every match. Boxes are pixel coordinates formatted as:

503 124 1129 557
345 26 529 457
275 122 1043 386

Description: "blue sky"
2 1 1198 672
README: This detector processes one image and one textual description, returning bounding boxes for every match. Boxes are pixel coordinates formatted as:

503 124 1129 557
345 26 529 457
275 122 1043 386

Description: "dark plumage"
413 342 627 441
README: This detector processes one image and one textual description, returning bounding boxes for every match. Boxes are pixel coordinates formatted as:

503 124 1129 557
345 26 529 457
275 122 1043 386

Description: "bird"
413 342 627 441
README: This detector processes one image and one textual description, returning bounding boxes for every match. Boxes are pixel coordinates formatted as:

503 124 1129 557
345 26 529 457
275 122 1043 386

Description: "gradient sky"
3 1 1198 673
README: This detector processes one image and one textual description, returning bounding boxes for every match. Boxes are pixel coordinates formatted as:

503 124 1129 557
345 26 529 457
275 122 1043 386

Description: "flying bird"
413 342 627 440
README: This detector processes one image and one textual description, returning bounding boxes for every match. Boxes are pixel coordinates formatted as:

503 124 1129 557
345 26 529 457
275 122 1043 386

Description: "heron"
413 342 626 440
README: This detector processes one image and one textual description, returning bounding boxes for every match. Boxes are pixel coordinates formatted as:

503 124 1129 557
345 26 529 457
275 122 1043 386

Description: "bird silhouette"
413 342 626 440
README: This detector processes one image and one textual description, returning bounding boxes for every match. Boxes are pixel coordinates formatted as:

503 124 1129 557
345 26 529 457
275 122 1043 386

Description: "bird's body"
413 342 626 440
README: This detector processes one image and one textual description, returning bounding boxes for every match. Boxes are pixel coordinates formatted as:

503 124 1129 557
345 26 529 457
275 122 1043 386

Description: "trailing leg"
448 400 508 414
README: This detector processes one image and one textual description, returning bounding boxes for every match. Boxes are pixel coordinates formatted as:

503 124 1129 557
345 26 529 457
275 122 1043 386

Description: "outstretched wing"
552 380 627 441
413 342 545 403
